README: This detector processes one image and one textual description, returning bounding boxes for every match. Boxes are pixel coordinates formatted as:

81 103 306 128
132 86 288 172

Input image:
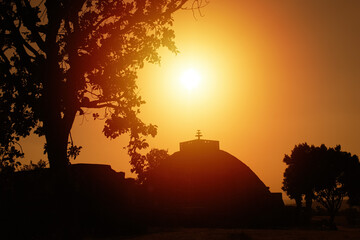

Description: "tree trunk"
43 103 77 170
305 194 312 212
295 196 302 209
328 213 338 230
303 194 313 224
44 117 76 237
45 125 69 170
42 0 68 171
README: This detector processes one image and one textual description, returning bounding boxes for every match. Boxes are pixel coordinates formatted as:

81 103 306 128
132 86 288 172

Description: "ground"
97 227 360 240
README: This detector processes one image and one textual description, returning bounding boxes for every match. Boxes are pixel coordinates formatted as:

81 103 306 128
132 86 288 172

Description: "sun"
180 68 201 92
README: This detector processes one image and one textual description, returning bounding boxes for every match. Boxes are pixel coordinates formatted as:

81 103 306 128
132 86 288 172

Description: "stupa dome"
147 134 284 226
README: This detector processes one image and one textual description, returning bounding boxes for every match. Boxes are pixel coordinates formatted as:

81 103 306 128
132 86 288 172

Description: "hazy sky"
22 0 360 196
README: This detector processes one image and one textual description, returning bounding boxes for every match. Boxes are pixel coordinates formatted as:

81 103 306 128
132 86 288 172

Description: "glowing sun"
180 68 201 92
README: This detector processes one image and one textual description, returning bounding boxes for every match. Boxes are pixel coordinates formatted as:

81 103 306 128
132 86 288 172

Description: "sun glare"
180 68 201 92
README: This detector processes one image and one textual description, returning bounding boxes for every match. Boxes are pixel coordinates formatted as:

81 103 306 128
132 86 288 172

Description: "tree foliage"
0 0 191 170
19 159 47 171
0 142 23 174
282 143 314 208
132 148 169 184
282 143 360 227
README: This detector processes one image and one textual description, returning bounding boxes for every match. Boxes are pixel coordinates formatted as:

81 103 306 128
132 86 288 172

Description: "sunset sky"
22 0 360 196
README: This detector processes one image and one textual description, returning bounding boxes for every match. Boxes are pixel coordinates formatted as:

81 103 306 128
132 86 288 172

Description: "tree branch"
18 32 41 58
17 0 46 52
80 99 118 109
0 50 11 68
9 24 32 66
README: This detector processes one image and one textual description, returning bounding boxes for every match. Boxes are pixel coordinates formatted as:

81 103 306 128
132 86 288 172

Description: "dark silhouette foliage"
282 143 360 228
132 148 169 184
19 159 47 171
0 0 191 170
0 142 23 174
282 143 314 210
0 141 46 174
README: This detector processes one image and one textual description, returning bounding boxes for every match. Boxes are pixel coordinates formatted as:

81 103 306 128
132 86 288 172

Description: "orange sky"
22 0 360 196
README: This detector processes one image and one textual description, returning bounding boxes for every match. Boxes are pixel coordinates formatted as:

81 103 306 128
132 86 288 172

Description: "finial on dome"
195 130 202 140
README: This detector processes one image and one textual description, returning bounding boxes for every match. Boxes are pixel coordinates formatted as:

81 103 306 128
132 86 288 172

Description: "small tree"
282 143 316 210
313 145 360 227
133 148 169 184
283 143 360 229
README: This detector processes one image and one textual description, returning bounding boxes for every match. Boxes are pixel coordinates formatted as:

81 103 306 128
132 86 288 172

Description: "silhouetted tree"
282 143 314 211
133 148 169 184
283 143 360 229
0 0 196 171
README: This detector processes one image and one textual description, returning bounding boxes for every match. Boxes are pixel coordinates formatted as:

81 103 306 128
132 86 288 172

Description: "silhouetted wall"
0 164 144 238
0 157 287 238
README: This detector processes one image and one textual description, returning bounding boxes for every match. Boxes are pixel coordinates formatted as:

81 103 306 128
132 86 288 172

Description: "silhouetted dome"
147 140 281 225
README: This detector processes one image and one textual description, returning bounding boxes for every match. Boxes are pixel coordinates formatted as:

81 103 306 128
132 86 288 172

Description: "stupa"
147 131 284 226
